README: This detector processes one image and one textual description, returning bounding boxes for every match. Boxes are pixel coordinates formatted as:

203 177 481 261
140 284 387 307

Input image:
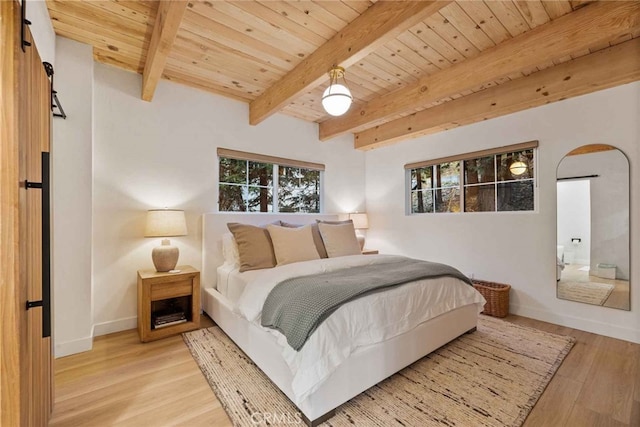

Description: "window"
218 148 323 213
278 166 321 213
411 162 461 213
407 141 537 214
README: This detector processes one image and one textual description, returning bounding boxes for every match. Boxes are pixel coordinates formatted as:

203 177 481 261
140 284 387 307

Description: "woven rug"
183 316 574 427
557 280 614 305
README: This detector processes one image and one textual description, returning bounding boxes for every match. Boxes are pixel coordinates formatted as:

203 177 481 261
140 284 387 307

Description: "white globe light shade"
322 83 352 116
509 161 528 176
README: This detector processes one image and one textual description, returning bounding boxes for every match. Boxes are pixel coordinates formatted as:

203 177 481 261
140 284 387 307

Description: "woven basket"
472 280 511 318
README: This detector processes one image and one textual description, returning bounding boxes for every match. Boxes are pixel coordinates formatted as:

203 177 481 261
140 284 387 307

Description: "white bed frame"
201 213 478 426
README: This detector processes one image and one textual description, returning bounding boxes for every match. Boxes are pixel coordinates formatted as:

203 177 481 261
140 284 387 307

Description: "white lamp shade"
509 161 528 176
322 83 352 116
145 209 187 237
349 212 369 230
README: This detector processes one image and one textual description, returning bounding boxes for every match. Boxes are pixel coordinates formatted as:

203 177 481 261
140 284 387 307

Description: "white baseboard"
510 304 640 344
54 316 137 358
93 316 137 337
55 335 93 358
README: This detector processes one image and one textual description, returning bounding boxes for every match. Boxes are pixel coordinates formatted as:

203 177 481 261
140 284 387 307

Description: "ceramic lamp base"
356 235 365 250
152 239 179 272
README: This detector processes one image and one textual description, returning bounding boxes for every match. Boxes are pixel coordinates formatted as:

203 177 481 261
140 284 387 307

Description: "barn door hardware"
25 180 42 189
24 153 52 338
26 300 43 309
21 0 32 52
43 62 67 119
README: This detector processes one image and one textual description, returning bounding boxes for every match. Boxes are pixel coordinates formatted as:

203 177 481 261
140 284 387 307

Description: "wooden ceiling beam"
321 1 640 141
354 38 640 150
141 0 188 102
248 1 451 126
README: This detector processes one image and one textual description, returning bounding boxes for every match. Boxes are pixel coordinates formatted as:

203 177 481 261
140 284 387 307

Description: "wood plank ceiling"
46 0 640 149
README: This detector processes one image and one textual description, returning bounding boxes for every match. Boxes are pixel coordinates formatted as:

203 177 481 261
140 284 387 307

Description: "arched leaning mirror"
556 144 630 310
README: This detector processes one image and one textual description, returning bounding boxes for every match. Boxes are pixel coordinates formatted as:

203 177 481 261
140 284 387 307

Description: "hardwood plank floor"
560 264 630 310
49 314 639 427
509 316 640 427
49 315 232 427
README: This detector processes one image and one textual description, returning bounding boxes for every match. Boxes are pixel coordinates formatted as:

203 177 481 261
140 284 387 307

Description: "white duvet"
235 254 486 404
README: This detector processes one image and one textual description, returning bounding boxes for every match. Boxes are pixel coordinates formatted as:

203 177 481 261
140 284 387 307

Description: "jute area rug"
183 316 574 427
557 280 614 305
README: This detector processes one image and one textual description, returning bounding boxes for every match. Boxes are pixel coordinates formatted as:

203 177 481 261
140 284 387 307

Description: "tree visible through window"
278 166 320 213
411 162 460 213
409 146 535 214
219 153 322 213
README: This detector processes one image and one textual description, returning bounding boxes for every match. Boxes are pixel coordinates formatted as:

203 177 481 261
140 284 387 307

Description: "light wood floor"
49 314 640 427
560 264 630 310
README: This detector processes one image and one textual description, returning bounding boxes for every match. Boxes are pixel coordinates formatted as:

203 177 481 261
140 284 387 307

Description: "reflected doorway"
556 144 630 310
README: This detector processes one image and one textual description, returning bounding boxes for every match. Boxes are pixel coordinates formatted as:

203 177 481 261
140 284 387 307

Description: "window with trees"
407 141 537 214
218 148 323 213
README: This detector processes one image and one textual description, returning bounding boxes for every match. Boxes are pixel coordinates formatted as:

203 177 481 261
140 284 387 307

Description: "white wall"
91 63 366 335
365 82 640 343
556 180 590 265
19 0 96 357
51 37 93 357
24 0 55 66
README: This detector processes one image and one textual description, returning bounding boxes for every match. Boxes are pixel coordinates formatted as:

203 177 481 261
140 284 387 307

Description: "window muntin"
409 148 535 214
411 162 461 213
219 159 273 212
219 154 322 213
278 166 321 213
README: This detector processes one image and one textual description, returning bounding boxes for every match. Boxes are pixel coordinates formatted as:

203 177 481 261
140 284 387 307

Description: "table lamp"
349 212 369 250
145 209 187 272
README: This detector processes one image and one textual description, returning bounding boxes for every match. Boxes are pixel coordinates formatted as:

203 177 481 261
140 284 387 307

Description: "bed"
201 213 485 426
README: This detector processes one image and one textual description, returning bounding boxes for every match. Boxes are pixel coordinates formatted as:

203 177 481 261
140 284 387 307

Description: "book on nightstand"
152 311 187 329
154 318 187 329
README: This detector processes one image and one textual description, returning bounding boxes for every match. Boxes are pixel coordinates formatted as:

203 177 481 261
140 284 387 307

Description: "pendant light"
509 161 528 176
322 66 353 117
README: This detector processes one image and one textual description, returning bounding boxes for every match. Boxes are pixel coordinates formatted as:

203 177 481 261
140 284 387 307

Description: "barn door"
21 13 53 426
0 1 53 424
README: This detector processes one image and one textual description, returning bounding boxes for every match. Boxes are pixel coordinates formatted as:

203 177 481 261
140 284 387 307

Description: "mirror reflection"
556 144 630 310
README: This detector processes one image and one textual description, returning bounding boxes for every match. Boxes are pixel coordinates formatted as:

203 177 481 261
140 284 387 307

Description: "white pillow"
267 224 320 266
221 233 240 267
317 222 362 258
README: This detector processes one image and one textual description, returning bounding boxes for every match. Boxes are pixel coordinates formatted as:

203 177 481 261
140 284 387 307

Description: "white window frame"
217 148 324 214
406 141 538 215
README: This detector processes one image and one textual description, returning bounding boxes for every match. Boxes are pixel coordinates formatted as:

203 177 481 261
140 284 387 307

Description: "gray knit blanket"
261 258 472 351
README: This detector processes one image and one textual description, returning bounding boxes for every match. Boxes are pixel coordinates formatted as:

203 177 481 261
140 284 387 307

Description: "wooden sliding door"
22 15 53 426
0 1 28 423
1 1 53 425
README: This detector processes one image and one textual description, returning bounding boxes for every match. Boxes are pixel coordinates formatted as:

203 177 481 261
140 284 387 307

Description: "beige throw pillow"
227 223 277 272
280 221 328 258
317 222 362 258
267 224 320 266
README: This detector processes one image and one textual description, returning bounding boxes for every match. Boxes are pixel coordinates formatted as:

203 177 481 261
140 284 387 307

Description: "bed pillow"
317 222 362 258
280 221 328 258
316 219 353 225
221 233 240 267
227 223 277 272
267 224 320 266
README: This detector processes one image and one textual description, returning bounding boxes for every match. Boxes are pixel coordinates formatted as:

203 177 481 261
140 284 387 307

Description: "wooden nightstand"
362 249 379 255
137 265 200 342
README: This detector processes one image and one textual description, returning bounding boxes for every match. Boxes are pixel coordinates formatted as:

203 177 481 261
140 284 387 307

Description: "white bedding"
216 263 262 304
232 254 486 403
